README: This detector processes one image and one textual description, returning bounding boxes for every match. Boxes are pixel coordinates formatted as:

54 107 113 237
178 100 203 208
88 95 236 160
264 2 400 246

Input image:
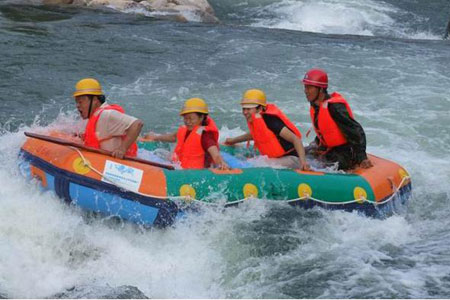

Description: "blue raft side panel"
46 173 56 192
19 150 178 227
69 182 158 225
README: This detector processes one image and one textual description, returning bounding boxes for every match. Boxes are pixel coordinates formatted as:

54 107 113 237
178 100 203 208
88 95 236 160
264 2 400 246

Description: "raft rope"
70 147 411 208
226 174 411 207
70 147 191 202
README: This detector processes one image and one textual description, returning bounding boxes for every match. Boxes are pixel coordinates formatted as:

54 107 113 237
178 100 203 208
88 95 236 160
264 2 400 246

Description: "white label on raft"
102 160 143 192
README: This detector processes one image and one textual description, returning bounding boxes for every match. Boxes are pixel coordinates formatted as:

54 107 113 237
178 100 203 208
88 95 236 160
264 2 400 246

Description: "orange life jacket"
84 104 138 157
173 117 219 169
247 103 302 158
310 92 354 148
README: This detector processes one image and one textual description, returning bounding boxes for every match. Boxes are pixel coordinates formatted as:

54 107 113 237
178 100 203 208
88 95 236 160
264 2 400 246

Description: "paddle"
24 132 175 170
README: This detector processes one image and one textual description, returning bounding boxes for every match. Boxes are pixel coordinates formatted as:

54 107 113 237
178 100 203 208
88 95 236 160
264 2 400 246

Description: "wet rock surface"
49 285 149 299
42 0 219 23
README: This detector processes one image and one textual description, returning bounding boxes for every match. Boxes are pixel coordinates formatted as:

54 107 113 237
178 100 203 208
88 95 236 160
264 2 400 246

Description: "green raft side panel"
162 168 375 204
138 140 376 204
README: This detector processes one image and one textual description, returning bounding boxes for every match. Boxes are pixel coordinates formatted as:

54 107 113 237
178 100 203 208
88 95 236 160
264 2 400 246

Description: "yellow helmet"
180 98 209 115
241 89 267 107
73 78 103 97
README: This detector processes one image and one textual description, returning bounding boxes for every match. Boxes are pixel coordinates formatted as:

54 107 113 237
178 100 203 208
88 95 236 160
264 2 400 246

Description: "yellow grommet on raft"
180 184 196 201
72 157 90 175
298 183 312 199
243 183 258 198
398 169 409 180
353 187 368 204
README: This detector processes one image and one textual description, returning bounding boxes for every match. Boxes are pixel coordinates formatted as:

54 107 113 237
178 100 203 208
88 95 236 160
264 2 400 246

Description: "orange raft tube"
19 132 412 227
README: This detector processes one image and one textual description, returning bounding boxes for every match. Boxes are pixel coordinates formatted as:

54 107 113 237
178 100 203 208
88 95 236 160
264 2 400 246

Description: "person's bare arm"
143 131 177 143
111 119 143 159
279 127 310 171
207 145 229 170
224 132 253 145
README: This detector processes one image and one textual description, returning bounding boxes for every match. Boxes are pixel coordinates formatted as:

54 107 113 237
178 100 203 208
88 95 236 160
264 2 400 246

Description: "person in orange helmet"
301 69 372 170
225 89 309 170
144 98 229 170
73 78 143 159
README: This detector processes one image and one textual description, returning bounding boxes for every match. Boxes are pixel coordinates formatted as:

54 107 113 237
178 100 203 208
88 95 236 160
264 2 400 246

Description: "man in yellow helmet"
225 89 309 170
74 78 143 159
144 98 229 169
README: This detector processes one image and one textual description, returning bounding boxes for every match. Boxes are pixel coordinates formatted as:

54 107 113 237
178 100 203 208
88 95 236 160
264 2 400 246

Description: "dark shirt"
185 130 218 168
328 103 368 162
312 99 368 169
262 114 298 157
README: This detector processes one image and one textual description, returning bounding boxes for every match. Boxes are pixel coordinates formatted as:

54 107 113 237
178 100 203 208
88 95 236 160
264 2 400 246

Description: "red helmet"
302 69 328 88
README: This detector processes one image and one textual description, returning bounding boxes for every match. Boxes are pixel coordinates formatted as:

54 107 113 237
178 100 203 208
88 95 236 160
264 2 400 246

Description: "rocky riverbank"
42 0 219 23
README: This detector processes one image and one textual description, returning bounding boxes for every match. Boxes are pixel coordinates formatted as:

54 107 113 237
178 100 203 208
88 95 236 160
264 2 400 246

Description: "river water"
1 0 449 298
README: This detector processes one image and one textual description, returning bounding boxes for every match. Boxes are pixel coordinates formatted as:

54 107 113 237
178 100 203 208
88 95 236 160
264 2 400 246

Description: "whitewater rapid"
1 0 450 298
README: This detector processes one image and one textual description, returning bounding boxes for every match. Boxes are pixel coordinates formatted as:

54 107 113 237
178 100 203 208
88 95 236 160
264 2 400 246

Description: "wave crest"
249 0 441 40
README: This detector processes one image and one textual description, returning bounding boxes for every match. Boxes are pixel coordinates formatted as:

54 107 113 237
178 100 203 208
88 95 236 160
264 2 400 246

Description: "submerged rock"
42 0 219 23
49 284 148 299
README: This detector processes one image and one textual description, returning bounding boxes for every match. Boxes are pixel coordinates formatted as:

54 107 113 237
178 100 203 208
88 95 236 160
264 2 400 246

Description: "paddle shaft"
24 132 175 170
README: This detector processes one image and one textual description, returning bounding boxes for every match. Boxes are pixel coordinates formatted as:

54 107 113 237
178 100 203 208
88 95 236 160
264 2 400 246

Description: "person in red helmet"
301 69 372 170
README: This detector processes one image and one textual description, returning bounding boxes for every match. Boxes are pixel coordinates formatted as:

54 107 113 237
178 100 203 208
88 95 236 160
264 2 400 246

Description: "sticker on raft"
101 160 143 192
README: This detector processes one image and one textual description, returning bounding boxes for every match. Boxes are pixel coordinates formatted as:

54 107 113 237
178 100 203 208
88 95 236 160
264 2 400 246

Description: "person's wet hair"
196 113 208 126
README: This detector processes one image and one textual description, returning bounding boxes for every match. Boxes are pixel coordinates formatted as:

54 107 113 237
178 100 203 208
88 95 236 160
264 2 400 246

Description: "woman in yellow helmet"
225 89 309 170
144 98 229 170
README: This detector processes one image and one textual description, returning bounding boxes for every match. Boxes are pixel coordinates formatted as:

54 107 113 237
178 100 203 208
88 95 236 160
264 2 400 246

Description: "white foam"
0 122 226 298
5 64 450 296
2 114 448 298
1 116 284 298
250 0 441 40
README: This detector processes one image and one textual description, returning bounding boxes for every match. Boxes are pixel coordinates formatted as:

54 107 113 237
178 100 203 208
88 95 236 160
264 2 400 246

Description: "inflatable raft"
19 132 412 227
